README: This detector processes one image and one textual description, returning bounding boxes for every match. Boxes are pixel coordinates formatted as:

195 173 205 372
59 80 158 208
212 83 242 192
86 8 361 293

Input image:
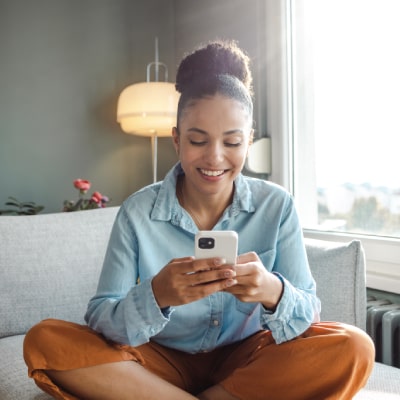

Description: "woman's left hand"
223 252 283 311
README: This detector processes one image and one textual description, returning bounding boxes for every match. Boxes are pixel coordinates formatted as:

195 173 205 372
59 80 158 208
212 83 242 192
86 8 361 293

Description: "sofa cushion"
0 335 51 400
305 238 367 330
0 207 119 338
355 362 400 399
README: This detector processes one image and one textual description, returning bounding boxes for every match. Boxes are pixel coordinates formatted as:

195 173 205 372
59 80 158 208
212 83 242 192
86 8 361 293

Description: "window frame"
264 0 400 294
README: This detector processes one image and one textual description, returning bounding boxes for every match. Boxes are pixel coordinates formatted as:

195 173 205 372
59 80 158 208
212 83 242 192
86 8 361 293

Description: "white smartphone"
194 230 238 265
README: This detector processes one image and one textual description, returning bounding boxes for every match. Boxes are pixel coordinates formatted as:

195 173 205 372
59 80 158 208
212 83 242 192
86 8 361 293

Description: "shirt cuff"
260 274 308 344
130 278 173 339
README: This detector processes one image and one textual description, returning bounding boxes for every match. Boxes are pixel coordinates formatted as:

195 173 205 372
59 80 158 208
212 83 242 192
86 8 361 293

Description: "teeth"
200 169 224 177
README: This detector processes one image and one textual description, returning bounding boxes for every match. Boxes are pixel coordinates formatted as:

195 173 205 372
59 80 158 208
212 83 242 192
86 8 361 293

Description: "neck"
177 176 233 230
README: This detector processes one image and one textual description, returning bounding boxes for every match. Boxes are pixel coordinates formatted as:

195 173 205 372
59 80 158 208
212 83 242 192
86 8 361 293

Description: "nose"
205 141 224 163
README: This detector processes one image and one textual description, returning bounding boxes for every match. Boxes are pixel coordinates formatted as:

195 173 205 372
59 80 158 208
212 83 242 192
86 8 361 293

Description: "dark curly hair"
175 40 253 129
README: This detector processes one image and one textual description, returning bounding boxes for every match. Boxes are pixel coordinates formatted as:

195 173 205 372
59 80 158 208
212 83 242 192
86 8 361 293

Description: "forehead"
179 95 251 131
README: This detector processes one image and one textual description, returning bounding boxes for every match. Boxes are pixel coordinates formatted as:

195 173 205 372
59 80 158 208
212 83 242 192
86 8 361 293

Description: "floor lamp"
116 38 180 183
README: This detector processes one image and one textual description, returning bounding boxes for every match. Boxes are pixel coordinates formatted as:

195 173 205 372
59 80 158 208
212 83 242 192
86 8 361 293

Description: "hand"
151 257 237 308
224 252 283 311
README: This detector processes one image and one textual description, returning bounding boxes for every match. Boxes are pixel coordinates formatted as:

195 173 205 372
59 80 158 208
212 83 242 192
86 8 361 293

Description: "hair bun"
175 40 252 94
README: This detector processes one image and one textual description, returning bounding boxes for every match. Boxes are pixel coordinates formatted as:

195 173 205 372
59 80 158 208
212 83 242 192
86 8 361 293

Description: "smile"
200 169 225 177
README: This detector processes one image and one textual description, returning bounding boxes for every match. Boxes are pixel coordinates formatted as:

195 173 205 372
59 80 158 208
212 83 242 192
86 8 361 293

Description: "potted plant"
0 197 44 215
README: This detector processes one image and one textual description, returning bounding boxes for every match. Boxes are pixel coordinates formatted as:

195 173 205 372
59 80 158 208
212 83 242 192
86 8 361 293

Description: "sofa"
1 206 399 400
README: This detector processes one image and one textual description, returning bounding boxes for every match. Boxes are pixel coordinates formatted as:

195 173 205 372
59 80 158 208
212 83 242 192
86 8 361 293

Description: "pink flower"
63 180 110 212
91 191 103 204
73 179 91 193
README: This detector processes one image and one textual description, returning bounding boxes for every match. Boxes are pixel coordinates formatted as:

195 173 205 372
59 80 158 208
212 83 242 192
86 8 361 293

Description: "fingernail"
214 257 226 266
224 270 235 278
225 279 237 287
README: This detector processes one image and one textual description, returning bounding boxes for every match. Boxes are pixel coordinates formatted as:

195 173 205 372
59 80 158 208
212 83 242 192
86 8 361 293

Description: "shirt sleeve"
260 193 321 344
84 206 172 346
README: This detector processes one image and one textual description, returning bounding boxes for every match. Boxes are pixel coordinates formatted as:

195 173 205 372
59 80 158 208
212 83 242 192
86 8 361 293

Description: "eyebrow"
187 127 244 135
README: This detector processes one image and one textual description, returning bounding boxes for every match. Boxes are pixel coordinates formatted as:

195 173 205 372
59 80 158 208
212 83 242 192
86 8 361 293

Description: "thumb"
236 251 260 264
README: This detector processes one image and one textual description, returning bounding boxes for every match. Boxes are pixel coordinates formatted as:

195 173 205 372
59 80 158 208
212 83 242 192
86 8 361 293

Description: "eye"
225 142 242 147
190 140 207 146
223 133 245 148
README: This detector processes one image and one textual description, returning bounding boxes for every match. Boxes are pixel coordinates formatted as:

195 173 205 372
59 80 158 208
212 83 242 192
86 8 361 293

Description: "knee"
340 324 375 375
23 319 76 366
23 319 58 356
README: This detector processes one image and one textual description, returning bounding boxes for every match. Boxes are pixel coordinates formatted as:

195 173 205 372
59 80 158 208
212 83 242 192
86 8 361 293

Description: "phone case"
194 230 238 265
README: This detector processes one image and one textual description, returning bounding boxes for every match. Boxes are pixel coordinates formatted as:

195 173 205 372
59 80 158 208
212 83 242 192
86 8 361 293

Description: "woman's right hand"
151 257 237 308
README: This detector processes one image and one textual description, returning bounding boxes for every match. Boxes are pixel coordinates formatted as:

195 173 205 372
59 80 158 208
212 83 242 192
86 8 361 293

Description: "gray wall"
0 0 177 213
0 0 266 213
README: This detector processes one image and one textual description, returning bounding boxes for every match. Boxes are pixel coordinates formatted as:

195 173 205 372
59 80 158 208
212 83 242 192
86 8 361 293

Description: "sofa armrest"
305 238 367 330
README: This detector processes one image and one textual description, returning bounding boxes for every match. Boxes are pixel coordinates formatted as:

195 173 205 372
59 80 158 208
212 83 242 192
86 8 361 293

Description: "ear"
172 127 180 155
247 129 254 157
248 129 254 146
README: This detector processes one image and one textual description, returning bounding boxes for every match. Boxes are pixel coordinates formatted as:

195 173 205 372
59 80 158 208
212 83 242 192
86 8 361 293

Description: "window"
263 0 400 293
291 0 400 238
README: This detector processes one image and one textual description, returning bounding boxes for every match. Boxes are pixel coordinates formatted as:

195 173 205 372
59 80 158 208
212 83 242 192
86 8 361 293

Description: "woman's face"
172 94 253 198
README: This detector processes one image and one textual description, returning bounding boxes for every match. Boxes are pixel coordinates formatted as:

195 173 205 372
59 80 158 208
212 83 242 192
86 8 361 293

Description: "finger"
187 267 236 286
236 252 259 264
169 256 195 264
223 284 255 302
168 257 195 275
223 284 244 296
233 263 257 277
187 277 238 300
192 257 228 273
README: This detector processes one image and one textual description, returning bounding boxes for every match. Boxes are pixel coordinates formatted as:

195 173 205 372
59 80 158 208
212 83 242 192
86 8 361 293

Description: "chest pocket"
236 299 259 315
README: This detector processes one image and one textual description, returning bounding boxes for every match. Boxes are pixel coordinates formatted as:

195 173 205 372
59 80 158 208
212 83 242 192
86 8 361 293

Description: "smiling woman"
23 39 374 400
171 41 255 230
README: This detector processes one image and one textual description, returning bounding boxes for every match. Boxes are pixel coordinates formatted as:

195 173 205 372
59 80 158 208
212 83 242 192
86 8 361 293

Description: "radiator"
367 296 400 367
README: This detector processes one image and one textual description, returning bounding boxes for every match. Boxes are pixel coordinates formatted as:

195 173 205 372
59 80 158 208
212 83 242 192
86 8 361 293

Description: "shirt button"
213 320 219 326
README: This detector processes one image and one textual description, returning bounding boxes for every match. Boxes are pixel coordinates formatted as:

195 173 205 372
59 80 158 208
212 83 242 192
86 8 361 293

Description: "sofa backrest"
0 207 119 338
0 207 367 338
305 238 367 330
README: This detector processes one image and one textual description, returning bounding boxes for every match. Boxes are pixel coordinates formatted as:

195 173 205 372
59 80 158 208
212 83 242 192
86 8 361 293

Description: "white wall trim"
264 0 292 191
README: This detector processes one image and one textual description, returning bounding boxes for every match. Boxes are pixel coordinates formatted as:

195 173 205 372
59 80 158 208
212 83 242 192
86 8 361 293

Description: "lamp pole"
151 132 158 183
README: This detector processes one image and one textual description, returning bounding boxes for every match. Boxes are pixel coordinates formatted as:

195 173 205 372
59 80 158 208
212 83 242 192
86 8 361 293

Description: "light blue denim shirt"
85 163 321 352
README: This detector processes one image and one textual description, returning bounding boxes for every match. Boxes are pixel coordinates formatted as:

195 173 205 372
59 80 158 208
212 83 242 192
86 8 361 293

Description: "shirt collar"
151 163 255 225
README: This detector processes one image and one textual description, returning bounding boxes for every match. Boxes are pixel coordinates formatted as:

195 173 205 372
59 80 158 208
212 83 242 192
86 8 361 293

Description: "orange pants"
24 319 374 400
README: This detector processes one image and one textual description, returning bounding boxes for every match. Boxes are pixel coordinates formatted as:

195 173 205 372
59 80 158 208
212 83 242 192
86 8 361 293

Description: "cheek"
233 147 249 165
178 144 198 164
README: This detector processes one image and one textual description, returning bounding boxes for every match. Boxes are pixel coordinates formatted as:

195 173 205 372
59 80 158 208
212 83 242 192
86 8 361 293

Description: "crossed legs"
24 319 374 400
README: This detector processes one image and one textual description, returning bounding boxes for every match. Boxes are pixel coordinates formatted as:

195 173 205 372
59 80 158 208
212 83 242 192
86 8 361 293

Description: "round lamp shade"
117 82 180 137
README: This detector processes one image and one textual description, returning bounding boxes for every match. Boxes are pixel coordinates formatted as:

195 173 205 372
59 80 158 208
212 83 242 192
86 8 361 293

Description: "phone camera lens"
199 237 215 249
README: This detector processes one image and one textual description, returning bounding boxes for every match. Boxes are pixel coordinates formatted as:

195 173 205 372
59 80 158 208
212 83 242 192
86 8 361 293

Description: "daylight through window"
292 0 400 238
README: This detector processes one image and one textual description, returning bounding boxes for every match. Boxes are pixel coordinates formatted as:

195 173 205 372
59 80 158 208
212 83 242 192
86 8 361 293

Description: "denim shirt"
85 163 321 353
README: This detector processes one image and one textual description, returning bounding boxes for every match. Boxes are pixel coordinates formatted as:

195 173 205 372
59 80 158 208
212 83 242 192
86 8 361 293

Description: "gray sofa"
1 207 399 399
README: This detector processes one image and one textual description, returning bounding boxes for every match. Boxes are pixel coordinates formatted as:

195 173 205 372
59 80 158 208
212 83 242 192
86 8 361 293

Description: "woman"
24 40 374 400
